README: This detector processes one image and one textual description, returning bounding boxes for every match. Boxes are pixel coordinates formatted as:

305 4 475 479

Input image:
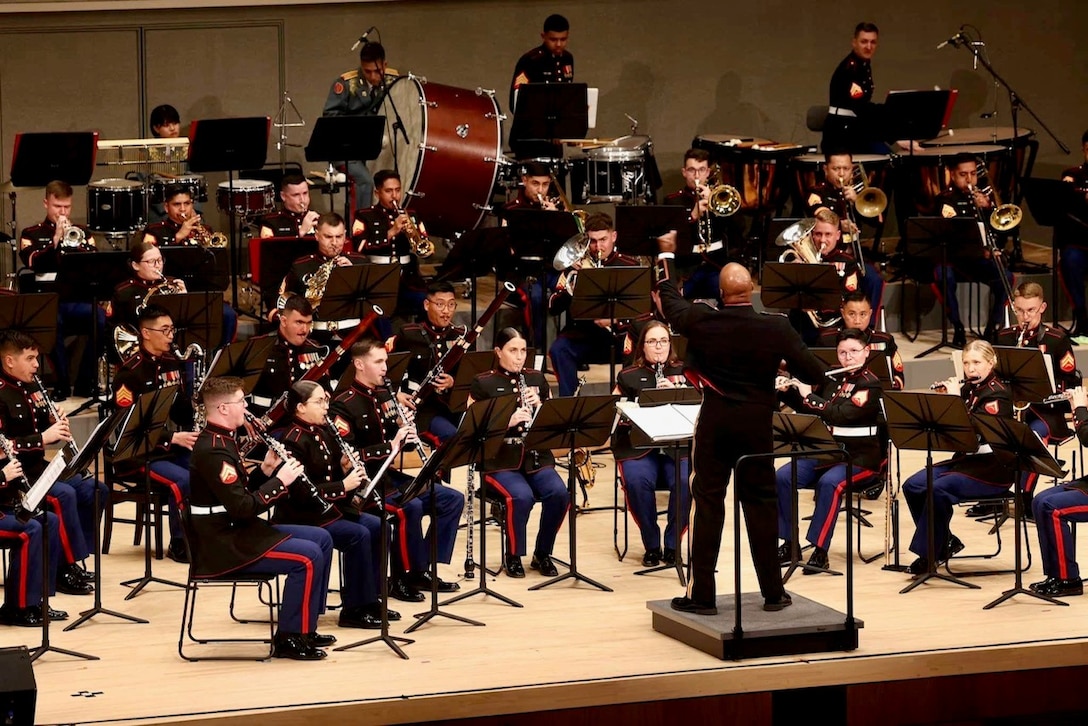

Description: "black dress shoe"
803 547 829 575
307 632 338 647
966 501 1003 518
1038 578 1084 597
1030 576 1059 593
952 325 967 349
0 604 43 627
42 605 69 621
504 556 525 578
366 602 400 621
662 548 676 565
68 563 95 583
670 596 717 615
409 571 460 593
908 556 930 575
337 608 383 629
944 534 965 560
273 632 327 660
531 553 558 577
167 539 190 564
777 541 794 565
642 548 662 567
388 577 425 603
763 593 793 612
57 569 94 595
862 480 886 500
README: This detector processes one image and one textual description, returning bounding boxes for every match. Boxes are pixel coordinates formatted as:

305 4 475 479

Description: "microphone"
351 26 376 51
936 31 964 50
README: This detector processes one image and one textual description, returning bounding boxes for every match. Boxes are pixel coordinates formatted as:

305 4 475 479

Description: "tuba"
775 218 820 264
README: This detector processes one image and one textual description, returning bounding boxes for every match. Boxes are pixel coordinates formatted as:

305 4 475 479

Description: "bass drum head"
371 76 502 238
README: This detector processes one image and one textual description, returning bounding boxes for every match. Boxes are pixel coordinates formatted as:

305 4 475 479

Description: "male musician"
775 328 887 573
18 180 103 399
0 330 103 595
142 186 210 247
815 291 904 390
330 338 464 600
934 154 1013 346
993 282 1079 509
391 281 466 444
351 169 429 323
260 173 321 239
811 208 883 322
508 14 573 159
189 376 335 660
323 42 395 213
111 304 195 562
655 238 826 614
549 213 641 397
249 295 330 419
1057 129 1088 341
805 150 865 233
822 22 881 154
664 148 732 302
1030 385 1088 598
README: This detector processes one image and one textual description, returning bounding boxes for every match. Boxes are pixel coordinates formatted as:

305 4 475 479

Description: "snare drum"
901 145 1006 216
791 153 892 212
585 135 651 203
149 173 207 204
88 179 146 232
216 179 275 216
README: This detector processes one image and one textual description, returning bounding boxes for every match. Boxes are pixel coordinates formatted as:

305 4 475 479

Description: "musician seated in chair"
1030 385 1088 598
814 291 904 390
249 294 330 420
142 186 217 247
933 153 1014 346
1057 129 1088 342
351 169 430 335
260 173 321 240
612 320 691 567
775 328 887 573
19 180 103 399
0 330 104 595
470 327 567 578
109 240 237 353
111 304 196 562
548 212 641 397
902 340 1015 574
330 338 464 602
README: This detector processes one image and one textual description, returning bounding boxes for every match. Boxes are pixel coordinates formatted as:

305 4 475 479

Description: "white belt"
190 504 227 516
693 241 723 254
312 317 361 332
973 444 994 455
250 395 274 407
831 425 878 438
367 255 412 265
35 272 57 283
828 106 857 117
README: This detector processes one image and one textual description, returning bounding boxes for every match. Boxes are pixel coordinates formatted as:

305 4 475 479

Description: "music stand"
305 116 386 223
882 91 954 145
319 263 400 326
1023 178 1079 327
447 351 496 413
882 391 981 593
615 206 695 257
10 132 98 187
570 267 652 392
258 237 317 312
204 335 278 394
111 386 186 599
435 227 511 328
902 217 981 355
524 394 620 592
160 247 229 293
971 414 1067 609
156 292 223 356
0 293 59 354
994 346 1056 405
187 117 271 314
760 262 843 324
510 83 589 148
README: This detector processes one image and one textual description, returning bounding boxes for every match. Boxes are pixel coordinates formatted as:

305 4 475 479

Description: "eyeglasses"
428 301 457 311
220 397 247 407
308 396 330 407
682 167 709 175
147 326 176 336
140 258 164 266
644 339 670 347
839 348 867 356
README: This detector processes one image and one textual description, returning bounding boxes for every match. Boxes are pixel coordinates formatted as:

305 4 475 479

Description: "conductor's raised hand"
657 230 677 254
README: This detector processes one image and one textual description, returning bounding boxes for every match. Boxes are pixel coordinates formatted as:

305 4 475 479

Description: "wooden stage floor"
4 435 1088 725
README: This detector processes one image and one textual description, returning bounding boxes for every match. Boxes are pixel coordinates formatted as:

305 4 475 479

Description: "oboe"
244 412 332 514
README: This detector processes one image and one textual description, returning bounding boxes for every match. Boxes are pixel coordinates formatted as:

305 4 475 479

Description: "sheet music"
617 401 699 442
24 452 68 512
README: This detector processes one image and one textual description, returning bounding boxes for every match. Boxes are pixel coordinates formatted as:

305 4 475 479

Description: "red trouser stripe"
265 550 314 632
384 503 411 572
148 469 184 507
45 494 76 563
0 530 30 608
1051 504 1088 580
483 475 519 555
814 467 878 549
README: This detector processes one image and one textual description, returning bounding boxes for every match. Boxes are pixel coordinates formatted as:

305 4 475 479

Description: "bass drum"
371 75 502 238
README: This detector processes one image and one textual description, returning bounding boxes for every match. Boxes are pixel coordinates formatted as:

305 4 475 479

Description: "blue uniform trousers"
904 464 1010 557
1032 485 1088 581
148 451 191 540
776 459 880 550
618 452 691 552
0 511 61 608
234 524 332 634
323 516 380 608
386 473 464 573
46 473 107 563
483 467 568 557
1059 246 1088 316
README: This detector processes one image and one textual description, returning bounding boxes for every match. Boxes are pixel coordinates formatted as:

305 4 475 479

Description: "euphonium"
113 276 188 359
394 204 434 258
775 218 821 264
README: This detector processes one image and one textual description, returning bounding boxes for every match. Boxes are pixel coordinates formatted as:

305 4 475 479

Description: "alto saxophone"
303 257 337 309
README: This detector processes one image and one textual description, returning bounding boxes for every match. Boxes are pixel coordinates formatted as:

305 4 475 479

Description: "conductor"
654 233 825 615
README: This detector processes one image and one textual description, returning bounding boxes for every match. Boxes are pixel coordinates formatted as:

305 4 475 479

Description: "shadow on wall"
946 69 990 128
596 61 657 137
695 72 775 142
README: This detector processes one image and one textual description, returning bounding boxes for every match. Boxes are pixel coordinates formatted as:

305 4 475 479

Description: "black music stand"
435 227 511 327
320 263 400 326
112 386 186 600
627 387 700 584
447 351 495 414
525 394 620 592
258 237 317 312
0 293 59 354
160 247 229 293
305 116 386 223
902 217 981 355
156 292 222 360
1022 178 1078 328
882 391 981 593
994 346 1057 405
615 206 695 257
10 132 98 187
509 83 589 155
187 117 271 314
882 90 954 146
204 336 277 392
63 411 148 631
971 414 1067 609
569 267 652 392
760 262 843 331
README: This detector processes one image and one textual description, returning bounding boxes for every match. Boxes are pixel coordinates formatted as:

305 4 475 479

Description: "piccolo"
930 378 967 391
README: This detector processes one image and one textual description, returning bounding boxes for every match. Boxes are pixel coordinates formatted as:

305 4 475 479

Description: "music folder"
616 400 699 445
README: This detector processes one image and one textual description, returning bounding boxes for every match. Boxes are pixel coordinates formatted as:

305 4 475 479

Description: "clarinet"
517 372 541 470
322 415 374 508
654 362 668 387
0 433 37 522
32 374 83 470
463 463 477 579
244 412 332 514
384 377 429 464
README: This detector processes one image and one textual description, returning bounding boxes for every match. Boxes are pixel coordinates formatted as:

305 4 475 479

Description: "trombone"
838 163 887 276
967 159 1016 303
694 164 741 249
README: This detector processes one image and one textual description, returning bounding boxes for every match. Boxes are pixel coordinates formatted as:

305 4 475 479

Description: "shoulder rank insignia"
1061 350 1076 373
333 415 351 437
984 400 1000 415
115 384 134 408
219 461 239 485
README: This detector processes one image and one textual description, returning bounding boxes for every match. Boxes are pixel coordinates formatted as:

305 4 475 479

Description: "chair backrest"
806 106 829 133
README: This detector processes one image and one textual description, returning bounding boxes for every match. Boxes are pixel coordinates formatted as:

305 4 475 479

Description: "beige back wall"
0 0 1085 239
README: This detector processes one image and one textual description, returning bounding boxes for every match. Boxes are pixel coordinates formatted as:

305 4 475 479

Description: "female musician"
612 320 691 567
278 380 391 628
468 327 567 578
774 328 886 573
902 340 1015 575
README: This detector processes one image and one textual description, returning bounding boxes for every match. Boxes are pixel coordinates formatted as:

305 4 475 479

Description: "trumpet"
394 203 434 258
181 213 228 248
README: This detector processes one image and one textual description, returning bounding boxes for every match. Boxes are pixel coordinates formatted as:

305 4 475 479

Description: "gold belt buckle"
327 320 339 333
